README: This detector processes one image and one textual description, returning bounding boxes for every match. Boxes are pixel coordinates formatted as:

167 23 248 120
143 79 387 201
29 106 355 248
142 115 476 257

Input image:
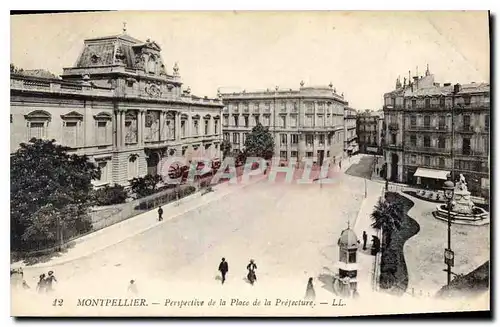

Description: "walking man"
218 257 229 284
128 280 138 295
158 206 164 222
45 271 57 293
339 160 342 170
362 231 368 250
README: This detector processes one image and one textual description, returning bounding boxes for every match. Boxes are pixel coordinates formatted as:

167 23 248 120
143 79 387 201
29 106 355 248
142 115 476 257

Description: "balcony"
407 125 448 132
242 107 250 113
383 105 404 110
454 149 488 157
231 107 240 113
384 143 403 150
456 125 475 133
404 145 450 155
388 123 399 131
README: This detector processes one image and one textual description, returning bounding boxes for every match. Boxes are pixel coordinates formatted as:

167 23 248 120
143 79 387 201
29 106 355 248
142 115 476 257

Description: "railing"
456 125 475 133
404 145 450 154
407 125 448 132
243 107 250 113
454 149 488 157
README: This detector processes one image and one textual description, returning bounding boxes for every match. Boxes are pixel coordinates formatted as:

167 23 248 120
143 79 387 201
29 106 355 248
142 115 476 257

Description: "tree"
220 139 232 159
92 184 128 206
130 174 163 198
11 139 100 252
370 195 404 247
243 123 275 160
10 63 24 74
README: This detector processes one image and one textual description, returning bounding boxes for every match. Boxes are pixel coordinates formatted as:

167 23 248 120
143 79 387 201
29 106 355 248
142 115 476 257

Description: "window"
425 98 430 108
243 132 248 144
223 115 229 126
204 120 209 135
63 121 78 147
424 115 430 127
281 116 286 128
182 146 187 156
306 134 314 146
291 134 299 144
485 114 489 131
463 95 471 105
423 136 430 147
438 136 446 149
439 157 445 168
232 133 240 144
439 116 446 129
463 115 471 130
306 115 313 127
410 116 416 127
319 134 325 145
280 151 287 159
424 156 430 166
128 155 138 179
97 160 110 184
254 115 260 126
193 119 199 136
223 132 229 141
485 138 489 154
244 116 249 127
181 120 186 137
214 119 219 134
391 133 396 144
29 122 45 140
411 155 417 164
291 151 298 158
440 96 445 107
233 115 239 127
462 138 471 155
306 151 313 158
96 121 109 145
290 115 297 127
412 99 417 109
280 134 287 145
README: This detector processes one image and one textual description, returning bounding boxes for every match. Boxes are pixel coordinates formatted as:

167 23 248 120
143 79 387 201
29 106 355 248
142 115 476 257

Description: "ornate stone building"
357 109 384 154
383 66 490 196
10 31 223 187
344 107 358 155
220 83 348 165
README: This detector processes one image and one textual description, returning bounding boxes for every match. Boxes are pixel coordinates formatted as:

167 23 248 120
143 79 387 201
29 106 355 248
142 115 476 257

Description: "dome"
338 227 358 249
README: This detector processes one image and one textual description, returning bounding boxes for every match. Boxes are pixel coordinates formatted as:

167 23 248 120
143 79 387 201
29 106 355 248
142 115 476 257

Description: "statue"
458 174 467 191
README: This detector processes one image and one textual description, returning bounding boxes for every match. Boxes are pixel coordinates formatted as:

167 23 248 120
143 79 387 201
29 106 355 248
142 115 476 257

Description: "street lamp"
443 176 455 285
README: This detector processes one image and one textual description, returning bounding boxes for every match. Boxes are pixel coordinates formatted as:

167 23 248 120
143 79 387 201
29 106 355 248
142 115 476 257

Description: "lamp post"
443 176 455 285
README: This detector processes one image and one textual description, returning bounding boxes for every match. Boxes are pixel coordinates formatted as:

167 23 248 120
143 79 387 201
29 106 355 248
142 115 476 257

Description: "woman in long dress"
305 277 316 300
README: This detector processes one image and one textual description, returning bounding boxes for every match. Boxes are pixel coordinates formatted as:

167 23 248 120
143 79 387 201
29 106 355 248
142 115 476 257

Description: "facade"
383 65 490 196
357 109 384 154
220 83 348 165
10 31 223 187
344 107 359 155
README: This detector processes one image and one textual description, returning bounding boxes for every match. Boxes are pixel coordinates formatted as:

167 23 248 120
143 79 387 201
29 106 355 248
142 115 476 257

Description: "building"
383 65 490 196
10 30 223 187
357 109 384 154
220 82 348 166
344 107 359 156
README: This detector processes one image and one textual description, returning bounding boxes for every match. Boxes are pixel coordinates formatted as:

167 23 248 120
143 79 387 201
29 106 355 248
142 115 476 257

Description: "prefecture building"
343 107 359 156
357 109 384 154
10 30 223 187
220 82 348 166
382 65 490 196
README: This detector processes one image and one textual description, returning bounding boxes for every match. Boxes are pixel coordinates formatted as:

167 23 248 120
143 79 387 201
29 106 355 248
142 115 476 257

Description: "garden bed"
403 190 445 203
379 192 421 295
436 261 489 298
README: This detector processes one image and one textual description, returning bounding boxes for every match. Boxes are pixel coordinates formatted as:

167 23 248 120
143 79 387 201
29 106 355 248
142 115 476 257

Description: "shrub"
130 174 162 198
93 184 128 206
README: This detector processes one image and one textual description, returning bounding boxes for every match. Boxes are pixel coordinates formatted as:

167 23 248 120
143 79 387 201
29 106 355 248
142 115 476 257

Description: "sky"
10 11 490 109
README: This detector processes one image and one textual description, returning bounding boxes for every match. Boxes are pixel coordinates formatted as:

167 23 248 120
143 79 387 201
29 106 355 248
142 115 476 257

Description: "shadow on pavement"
345 156 375 179
13 241 77 266
318 273 337 295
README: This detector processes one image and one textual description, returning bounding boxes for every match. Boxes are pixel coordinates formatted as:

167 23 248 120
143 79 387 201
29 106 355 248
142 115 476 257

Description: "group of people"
36 271 57 293
217 258 257 285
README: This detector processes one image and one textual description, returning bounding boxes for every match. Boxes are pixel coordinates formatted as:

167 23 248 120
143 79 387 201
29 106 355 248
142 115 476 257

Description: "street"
14 156 376 308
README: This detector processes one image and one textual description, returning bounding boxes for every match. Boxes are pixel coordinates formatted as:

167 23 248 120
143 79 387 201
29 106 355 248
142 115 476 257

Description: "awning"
414 167 450 180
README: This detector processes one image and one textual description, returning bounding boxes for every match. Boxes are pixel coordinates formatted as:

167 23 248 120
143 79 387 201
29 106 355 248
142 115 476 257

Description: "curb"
15 175 267 270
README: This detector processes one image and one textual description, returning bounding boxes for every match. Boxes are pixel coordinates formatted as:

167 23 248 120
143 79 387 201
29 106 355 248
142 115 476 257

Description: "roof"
338 227 358 249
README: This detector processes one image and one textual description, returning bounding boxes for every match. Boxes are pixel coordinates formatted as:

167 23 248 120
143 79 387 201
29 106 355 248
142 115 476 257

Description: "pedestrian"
339 161 342 170
45 271 57 292
385 179 389 191
128 280 138 295
218 257 229 284
157 206 164 222
305 277 316 300
22 280 30 290
36 274 46 293
362 231 368 250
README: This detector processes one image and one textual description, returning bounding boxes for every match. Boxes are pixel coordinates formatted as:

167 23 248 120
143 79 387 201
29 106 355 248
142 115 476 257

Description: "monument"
334 223 359 297
433 174 489 226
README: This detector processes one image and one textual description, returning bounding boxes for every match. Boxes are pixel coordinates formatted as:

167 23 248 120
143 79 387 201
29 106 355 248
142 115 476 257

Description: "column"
159 111 165 141
298 134 306 163
114 111 120 149
120 111 125 147
175 112 181 141
137 110 143 145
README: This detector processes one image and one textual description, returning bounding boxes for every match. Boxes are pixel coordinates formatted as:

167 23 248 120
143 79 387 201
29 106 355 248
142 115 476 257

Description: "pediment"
61 111 84 120
94 111 113 120
24 110 51 121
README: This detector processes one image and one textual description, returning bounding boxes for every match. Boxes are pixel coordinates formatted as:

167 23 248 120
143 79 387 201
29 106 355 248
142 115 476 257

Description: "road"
14 156 378 315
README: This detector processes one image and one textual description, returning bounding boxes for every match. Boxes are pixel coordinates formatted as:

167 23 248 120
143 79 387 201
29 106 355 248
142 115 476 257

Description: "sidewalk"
13 171 268 270
352 180 384 296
